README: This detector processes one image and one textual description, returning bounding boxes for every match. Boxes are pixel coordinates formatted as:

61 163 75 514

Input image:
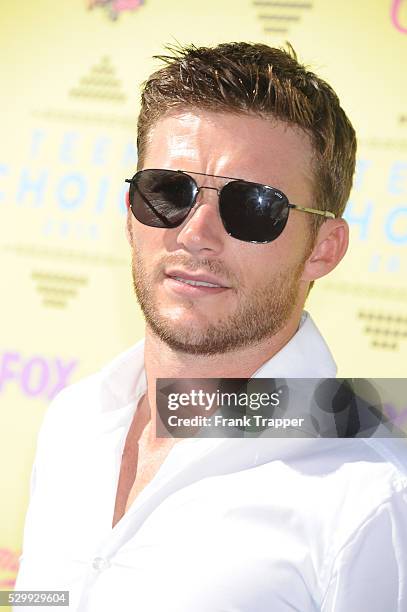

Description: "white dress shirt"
15 312 407 611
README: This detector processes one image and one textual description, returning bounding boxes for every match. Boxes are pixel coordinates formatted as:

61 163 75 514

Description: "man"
15 42 407 611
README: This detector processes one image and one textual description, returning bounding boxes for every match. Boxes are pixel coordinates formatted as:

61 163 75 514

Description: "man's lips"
163 269 231 295
164 270 230 288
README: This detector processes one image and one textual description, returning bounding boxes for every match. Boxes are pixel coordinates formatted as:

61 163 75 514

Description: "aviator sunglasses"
125 169 335 244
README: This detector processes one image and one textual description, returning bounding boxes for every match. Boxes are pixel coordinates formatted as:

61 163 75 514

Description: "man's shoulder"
37 339 146 438
303 438 407 544
314 438 407 598
305 437 407 500
359 436 407 489
254 437 407 571
248 437 407 539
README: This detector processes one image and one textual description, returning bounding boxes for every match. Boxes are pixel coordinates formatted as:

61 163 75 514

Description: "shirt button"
92 556 111 571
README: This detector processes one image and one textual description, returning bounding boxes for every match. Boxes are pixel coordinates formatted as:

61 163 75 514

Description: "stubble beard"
130 241 309 356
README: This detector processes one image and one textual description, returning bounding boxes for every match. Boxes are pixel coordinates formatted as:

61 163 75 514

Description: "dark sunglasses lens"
130 170 195 228
219 181 289 242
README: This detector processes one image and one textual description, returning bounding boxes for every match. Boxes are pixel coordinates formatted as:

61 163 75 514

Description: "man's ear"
302 218 349 281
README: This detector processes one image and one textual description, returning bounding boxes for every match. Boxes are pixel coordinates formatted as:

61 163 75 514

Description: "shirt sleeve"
14 389 67 589
13 463 38 605
320 487 407 612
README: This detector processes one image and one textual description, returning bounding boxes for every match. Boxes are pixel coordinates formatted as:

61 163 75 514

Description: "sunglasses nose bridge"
184 184 223 228
193 184 220 207
197 184 220 195
191 185 220 212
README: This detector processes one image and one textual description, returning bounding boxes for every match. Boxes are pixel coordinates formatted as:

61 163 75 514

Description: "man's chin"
146 319 224 355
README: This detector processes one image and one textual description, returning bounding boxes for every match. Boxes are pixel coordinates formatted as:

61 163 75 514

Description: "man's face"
127 110 316 355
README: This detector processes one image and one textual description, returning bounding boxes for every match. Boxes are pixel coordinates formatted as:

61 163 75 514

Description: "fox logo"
391 0 407 34
87 0 144 20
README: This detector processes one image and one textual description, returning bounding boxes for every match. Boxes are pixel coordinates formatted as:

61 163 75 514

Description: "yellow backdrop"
1 0 407 596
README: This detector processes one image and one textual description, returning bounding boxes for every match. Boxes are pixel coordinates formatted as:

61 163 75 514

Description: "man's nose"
175 186 225 255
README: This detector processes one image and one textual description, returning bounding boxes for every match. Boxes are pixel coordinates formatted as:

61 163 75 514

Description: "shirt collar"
99 311 336 412
252 311 337 379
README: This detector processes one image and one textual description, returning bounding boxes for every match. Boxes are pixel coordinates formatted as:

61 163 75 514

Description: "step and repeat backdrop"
1 0 406 594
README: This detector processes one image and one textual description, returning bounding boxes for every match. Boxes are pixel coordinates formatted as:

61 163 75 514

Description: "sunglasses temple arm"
288 204 335 219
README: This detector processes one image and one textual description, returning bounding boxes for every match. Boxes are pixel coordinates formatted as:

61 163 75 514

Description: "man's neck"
141 313 302 445
145 318 301 378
